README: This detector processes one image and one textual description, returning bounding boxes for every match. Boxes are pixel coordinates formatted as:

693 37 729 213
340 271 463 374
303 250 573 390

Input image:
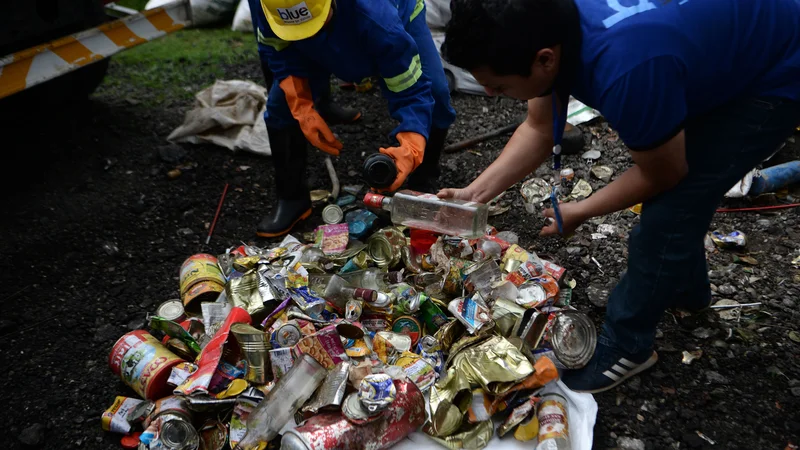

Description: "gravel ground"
1 48 799 450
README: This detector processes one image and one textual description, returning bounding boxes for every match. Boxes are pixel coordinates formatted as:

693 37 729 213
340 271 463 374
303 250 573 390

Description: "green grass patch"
97 27 257 106
115 0 149 11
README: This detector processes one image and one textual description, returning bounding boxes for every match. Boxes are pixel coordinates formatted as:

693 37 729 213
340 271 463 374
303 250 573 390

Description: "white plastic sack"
146 0 237 26
395 381 597 450
725 168 758 198
232 0 253 32
426 0 451 29
168 80 271 156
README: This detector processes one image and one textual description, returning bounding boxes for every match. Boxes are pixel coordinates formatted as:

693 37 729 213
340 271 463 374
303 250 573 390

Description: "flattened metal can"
109 330 185 400
282 380 425 450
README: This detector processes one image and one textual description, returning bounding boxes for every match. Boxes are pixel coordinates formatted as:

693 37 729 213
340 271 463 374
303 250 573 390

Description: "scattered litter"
710 230 747 250
681 349 702 365
568 179 593 201
696 431 716 445
98 191 600 450
597 224 616 236
733 255 758 265
789 331 800 343
581 149 601 160
590 165 613 183
692 328 715 339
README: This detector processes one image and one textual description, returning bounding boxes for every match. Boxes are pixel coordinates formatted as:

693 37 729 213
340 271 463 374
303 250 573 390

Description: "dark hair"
443 0 576 76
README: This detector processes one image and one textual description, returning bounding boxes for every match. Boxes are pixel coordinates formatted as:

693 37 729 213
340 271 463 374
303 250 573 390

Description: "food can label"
111 331 183 399
538 398 569 441
101 396 143 434
179 254 224 295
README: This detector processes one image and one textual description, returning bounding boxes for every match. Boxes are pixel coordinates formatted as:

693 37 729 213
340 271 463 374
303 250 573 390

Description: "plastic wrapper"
315 223 350 255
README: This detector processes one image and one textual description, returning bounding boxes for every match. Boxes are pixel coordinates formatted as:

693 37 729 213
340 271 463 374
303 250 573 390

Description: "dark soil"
1 53 799 450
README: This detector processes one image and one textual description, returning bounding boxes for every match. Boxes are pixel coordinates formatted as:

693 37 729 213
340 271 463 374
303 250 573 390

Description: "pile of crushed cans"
103 192 596 450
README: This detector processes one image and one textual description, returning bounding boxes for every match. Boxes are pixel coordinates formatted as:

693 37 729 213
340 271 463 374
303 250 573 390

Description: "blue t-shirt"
571 0 800 149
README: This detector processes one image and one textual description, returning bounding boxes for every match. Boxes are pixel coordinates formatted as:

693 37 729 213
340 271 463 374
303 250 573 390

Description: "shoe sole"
573 351 659 394
256 208 312 238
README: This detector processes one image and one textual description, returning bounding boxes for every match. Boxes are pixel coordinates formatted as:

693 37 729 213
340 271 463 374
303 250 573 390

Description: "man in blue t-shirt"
440 0 800 393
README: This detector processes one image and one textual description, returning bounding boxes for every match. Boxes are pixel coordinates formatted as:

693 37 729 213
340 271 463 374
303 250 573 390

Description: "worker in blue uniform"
248 0 456 237
440 0 800 393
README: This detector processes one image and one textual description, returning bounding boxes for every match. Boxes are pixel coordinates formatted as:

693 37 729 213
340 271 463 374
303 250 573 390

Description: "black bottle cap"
362 153 397 189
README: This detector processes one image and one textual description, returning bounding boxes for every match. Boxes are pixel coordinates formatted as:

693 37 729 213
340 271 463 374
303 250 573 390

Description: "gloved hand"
379 132 426 192
280 76 343 156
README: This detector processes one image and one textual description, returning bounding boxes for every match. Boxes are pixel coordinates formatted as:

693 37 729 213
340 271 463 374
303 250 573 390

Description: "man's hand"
280 76 343 156
379 132 426 192
539 202 588 236
437 186 481 202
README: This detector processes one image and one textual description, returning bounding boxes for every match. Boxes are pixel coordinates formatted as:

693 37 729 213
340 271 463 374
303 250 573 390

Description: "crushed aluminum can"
394 351 436 391
179 254 226 314
521 177 551 212
512 308 549 350
449 336 534 395
548 310 597 369
515 281 548 309
373 331 412 364
367 227 406 268
304 361 351 413
591 165 614 183
356 375 399 415
322 204 344 224
271 323 302 349
491 298 526 337
428 420 493 450
711 230 747 249
345 299 363 322
199 421 227 450
284 380 425 450
418 296 449 334
568 179 593 201
447 297 491 335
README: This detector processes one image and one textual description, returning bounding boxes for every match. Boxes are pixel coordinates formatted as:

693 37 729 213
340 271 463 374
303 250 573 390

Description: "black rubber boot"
407 127 448 193
315 86 362 125
257 124 312 238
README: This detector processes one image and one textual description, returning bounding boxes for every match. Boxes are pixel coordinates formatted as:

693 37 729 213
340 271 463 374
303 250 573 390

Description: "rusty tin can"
281 380 425 450
109 330 185 400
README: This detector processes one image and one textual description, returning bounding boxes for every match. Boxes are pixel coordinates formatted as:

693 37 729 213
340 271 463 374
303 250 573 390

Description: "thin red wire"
716 202 800 213
206 183 229 244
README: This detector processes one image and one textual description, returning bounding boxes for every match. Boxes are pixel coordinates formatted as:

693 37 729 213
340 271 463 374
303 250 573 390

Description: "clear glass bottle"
340 268 404 291
234 354 326 450
472 238 502 262
364 191 488 239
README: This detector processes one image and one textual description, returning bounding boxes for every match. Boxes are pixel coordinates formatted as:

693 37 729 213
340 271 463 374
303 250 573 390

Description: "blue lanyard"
551 94 567 170
550 94 567 234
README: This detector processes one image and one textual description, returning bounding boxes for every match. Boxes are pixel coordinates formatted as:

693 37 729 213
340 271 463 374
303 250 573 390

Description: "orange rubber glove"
279 76 343 156
379 131 426 192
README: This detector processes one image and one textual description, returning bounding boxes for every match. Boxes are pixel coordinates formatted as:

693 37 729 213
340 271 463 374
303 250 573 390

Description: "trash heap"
103 189 597 450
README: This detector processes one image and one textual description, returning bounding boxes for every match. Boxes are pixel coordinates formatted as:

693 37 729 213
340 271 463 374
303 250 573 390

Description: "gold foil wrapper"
451 336 534 395
433 319 466 353
428 368 473 437
232 255 263 272
429 420 494 450
443 326 494 370
227 270 265 318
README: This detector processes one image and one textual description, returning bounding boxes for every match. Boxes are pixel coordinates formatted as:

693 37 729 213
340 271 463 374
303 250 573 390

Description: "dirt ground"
1 30 799 450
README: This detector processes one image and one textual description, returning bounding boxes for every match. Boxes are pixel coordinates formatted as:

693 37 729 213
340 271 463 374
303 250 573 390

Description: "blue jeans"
604 97 800 355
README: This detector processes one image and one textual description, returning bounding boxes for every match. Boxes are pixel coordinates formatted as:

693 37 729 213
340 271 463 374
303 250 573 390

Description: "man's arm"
439 95 555 203
541 131 688 234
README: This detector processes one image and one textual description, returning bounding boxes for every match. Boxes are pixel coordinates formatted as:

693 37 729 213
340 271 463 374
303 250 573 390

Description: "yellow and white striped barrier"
0 0 192 100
